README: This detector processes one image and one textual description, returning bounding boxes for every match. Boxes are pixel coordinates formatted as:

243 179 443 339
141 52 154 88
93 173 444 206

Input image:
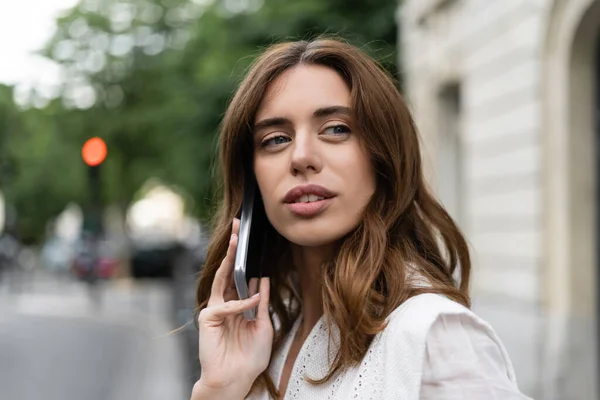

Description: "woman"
192 37 530 399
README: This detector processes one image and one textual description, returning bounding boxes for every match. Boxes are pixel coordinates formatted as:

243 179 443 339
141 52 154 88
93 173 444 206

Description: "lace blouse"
246 294 531 400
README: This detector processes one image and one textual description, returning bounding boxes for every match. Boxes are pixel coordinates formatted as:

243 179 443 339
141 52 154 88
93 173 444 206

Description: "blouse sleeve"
419 313 532 400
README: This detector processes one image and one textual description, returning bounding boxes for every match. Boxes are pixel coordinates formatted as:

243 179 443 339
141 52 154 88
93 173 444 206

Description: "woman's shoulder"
378 293 518 385
380 294 497 353
382 293 503 347
384 293 474 333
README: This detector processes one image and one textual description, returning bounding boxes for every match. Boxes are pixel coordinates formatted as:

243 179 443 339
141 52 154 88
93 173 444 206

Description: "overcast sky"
0 0 79 87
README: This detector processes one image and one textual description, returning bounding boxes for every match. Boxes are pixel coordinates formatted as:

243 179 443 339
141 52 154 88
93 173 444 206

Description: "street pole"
81 138 108 303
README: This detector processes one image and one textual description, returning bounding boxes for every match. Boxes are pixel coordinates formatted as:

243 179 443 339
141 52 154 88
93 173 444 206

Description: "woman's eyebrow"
253 106 352 131
313 106 352 118
253 117 291 131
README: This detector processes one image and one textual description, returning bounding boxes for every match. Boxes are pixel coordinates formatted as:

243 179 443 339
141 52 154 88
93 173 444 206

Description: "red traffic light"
82 137 107 167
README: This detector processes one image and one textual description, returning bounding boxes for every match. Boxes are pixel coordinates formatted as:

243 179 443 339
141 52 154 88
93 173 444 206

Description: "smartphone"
233 175 261 320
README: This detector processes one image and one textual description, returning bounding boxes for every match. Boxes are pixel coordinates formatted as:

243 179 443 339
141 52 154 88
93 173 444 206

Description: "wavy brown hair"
196 37 471 399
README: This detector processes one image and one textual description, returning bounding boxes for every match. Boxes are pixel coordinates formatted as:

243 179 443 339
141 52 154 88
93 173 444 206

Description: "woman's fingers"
257 277 270 322
200 293 261 324
209 219 240 306
248 277 259 297
222 269 239 302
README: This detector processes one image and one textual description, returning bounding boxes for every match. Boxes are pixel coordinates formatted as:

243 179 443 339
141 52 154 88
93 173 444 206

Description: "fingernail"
231 233 237 240
251 293 260 299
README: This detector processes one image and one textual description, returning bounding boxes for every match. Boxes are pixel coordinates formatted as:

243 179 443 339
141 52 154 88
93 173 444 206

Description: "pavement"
0 267 193 400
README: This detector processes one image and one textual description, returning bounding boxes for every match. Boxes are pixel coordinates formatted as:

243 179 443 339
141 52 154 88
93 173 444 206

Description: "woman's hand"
192 219 273 399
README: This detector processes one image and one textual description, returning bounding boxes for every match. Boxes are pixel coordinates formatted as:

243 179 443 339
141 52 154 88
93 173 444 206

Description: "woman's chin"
270 214 361 248
281 228 349 248
286 236 337 248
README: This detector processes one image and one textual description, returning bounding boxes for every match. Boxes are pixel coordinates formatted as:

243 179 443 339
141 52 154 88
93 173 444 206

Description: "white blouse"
421 313 529 399
246 294 532 400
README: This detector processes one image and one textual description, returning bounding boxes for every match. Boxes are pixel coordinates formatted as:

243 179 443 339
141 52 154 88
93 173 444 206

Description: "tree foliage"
0 0 400 242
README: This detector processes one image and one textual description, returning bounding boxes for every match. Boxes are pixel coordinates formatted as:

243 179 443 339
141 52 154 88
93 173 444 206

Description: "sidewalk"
0 268 191 400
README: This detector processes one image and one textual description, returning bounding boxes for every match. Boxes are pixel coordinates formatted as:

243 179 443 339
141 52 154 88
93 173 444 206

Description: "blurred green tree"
1 0 400 241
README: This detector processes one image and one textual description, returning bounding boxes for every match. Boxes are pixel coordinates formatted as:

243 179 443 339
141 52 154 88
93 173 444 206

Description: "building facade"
398 1 600 399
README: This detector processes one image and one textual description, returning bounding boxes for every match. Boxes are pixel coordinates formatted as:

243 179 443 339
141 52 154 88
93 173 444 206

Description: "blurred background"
0 0 598 399
0 0 397 399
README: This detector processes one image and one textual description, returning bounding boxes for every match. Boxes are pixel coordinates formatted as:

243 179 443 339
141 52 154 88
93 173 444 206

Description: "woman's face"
252 65 376 247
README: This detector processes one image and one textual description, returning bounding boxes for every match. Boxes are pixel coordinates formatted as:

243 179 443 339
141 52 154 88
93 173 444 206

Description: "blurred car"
129 234 183 279
71 238 119 280
40 237 74 274
0 232 20 274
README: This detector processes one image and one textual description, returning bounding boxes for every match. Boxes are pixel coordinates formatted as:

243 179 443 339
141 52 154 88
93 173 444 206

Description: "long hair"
196 37 471 398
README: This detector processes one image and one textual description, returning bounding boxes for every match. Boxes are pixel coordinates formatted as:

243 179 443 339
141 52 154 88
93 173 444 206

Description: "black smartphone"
233 175 262 320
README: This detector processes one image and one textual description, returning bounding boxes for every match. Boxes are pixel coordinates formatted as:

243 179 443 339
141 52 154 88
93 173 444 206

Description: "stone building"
398 1 600 399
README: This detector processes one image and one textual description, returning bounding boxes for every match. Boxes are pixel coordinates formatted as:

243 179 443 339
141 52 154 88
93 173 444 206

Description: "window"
437 83 463 225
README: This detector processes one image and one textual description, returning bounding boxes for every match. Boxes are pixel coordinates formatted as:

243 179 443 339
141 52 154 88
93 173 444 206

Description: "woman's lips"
283 184 336 203
285 197 333 217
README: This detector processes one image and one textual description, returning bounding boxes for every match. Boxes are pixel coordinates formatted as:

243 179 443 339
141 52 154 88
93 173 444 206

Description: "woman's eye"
261 135 291 148
323 124 351 135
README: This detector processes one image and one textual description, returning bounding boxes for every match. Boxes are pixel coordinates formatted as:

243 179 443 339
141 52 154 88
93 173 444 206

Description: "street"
0 268 193 400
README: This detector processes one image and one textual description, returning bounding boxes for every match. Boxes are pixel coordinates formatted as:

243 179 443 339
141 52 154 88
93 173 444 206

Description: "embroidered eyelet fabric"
246 294 531 400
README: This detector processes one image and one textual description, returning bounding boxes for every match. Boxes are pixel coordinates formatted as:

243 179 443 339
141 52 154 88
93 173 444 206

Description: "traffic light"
81 137 107 235
82 137 107 167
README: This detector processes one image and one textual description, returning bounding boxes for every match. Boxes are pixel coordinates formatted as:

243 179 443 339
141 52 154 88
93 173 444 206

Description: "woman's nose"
290 131 322 176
